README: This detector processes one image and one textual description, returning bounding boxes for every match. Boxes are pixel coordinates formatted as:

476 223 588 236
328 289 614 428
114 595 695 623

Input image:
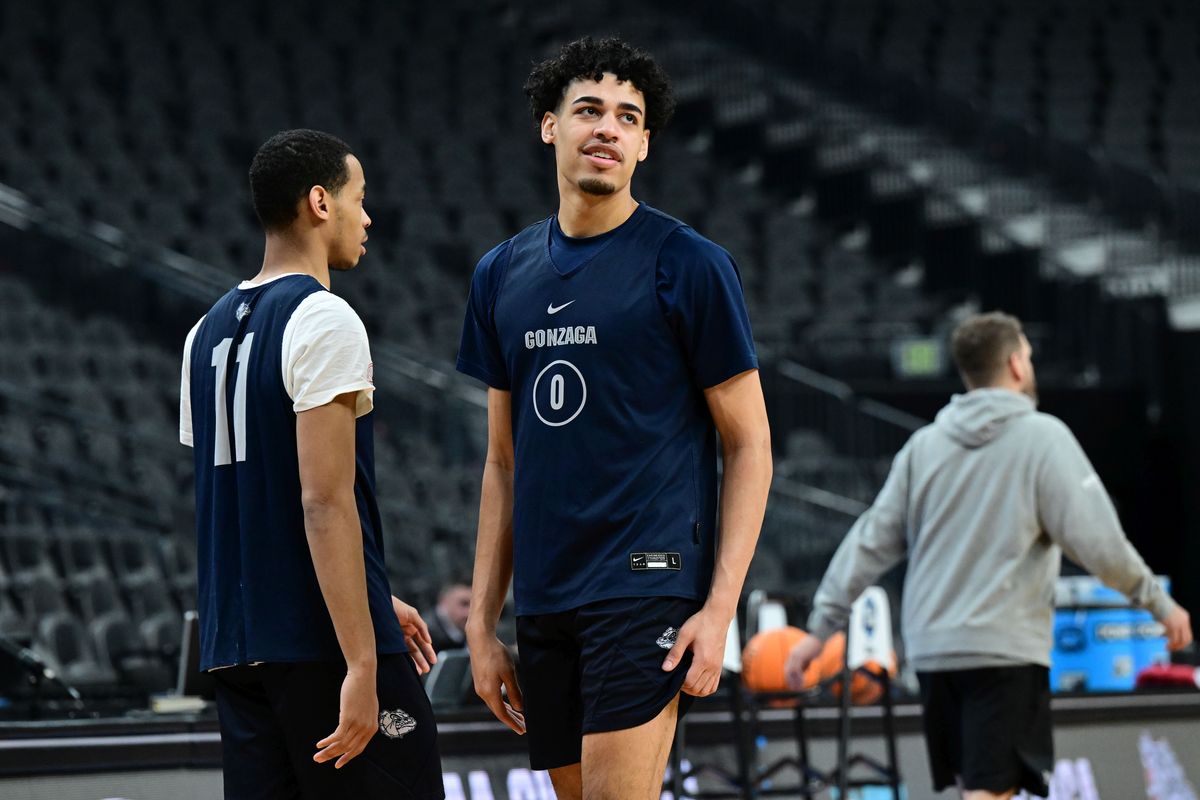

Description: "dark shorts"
213 653 444 800
917 665 1053 796
515 596 702 771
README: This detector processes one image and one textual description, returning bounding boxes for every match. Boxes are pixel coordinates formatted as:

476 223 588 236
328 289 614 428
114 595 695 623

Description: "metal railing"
771 359 924 463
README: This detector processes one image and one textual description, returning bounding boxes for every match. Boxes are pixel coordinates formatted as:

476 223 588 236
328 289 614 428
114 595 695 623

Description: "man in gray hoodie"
784 311 1192 800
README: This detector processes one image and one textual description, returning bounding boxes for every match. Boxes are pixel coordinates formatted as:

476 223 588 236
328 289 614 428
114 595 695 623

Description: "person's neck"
556 185 638 238
972 382 1022 395
252 232 332 289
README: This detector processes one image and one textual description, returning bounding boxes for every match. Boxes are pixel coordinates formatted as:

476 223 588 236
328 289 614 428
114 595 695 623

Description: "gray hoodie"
807 388 1177 670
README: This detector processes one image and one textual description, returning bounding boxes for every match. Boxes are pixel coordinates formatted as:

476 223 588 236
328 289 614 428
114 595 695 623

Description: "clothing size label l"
629 552 681 571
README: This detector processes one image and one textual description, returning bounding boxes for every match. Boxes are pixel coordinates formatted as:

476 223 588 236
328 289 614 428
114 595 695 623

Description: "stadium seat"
106 535 165 591
89 612 173 693
68 574 124 622
138 609 183 666
2 532 58 589
0 589 31 643
14 573 67 621
79 428 123 469
35 611 117 692
0 418 38 464
123 578 176 623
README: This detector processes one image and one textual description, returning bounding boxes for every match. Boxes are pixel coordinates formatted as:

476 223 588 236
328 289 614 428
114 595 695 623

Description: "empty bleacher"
1 0 1196 702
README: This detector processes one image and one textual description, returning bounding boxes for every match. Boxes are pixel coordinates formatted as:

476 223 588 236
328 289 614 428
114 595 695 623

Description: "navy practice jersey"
188 275 407 670
457 204 758 615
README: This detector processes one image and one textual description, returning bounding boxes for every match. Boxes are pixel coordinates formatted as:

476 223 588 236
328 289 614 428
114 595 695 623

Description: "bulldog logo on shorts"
378 708 417 740
656 627 678 650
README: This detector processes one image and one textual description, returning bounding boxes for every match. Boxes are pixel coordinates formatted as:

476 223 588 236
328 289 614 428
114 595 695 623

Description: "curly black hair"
524 36 675 135
248 129 353 231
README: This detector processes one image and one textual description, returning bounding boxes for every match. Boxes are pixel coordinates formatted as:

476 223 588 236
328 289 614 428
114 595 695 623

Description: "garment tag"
630 552 681 571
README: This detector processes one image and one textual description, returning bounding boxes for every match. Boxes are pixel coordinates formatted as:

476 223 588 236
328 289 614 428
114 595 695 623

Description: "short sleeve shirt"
457 204 757 614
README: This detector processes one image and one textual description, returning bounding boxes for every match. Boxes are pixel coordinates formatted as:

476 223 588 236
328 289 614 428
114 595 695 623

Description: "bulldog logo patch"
379 708 417 740
656 627 679 650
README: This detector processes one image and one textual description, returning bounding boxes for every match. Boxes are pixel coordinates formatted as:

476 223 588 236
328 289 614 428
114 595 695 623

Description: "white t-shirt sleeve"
281 292 375 416
179 316 205 447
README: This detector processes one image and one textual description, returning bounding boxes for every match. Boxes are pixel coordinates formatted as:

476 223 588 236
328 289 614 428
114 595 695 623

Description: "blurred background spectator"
426 581 472 655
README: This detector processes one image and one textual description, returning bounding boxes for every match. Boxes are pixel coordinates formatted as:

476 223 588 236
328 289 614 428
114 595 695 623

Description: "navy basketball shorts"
515 596 703 771
917 665 1053 797
213 652 444 800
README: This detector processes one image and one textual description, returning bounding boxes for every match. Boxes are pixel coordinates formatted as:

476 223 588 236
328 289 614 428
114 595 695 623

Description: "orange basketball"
741 626 819 692
817 632 898 705
814 631 847 682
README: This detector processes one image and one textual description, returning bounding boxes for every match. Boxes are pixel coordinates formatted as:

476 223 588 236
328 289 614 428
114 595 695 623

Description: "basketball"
813 630 846 683
741 626 819 692
816 632 898 705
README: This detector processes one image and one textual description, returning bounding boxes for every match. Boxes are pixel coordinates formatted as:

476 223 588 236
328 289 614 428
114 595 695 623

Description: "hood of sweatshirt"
934 388 1037 448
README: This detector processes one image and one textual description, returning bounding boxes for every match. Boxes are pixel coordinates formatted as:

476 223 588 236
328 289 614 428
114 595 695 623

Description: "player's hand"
662 606 729 697
392 596 438 674
314 663 378 769
784 635 825 691
1163 605 1193 651
466 631 525 735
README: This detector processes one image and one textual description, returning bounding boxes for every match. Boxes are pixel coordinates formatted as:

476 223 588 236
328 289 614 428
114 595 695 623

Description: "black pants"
213 653 444 800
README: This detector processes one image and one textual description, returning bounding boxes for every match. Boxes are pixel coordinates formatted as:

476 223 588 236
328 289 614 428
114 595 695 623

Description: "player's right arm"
786 442 912 689
464 387 526 735
297 392 379 768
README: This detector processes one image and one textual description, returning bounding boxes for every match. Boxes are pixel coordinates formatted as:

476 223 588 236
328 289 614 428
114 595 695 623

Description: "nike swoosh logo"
547 300 575 315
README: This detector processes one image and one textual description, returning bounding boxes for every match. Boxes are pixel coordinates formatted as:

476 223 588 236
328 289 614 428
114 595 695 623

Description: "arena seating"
0 0 963 374
2 0 1194 700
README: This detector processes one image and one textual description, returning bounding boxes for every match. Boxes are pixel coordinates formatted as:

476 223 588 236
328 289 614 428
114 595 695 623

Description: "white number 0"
550 373 565 410
210 334 254 466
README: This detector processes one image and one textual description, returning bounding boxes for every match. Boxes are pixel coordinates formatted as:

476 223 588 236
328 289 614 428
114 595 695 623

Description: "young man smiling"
456 37 773 799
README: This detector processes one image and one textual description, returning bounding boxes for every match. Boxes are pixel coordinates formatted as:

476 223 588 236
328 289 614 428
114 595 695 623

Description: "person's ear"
307 185 331 221
540 112 557 145
1008 350 1023 382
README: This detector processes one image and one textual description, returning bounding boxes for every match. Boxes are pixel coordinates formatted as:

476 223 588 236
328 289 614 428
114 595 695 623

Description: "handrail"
777 360 925 433
0 180 483 409
0 450 172 532
778 359 855 401
372 348 487 409
770 477 867 518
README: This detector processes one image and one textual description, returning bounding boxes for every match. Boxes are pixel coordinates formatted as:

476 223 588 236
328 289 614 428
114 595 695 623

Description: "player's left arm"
662 368 772 697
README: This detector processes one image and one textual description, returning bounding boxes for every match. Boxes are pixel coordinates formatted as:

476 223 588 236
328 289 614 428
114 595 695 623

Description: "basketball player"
785 312 1193 800
180 129 444 799
456 37 773 799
